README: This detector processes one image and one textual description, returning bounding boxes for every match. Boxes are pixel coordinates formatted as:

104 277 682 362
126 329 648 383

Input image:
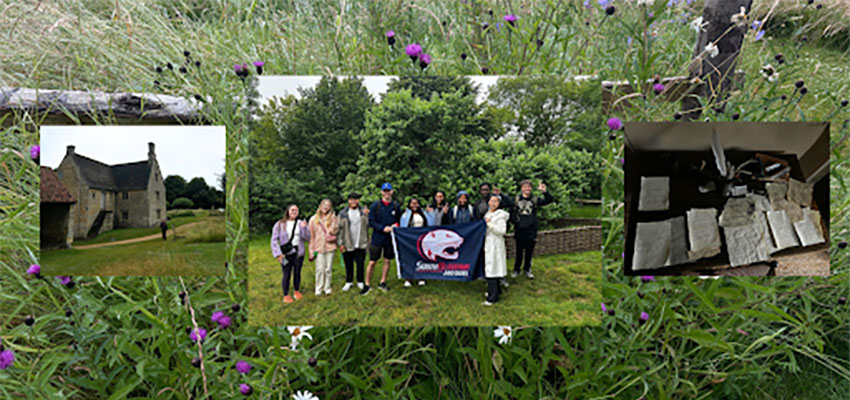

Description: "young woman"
308 199 339 296
426 190 451 225
400 197 432 287
271 205 311 304
483 195 509 306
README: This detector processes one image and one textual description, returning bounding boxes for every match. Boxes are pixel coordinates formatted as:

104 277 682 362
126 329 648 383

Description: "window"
92 192 95 199
156 191 160 200
122 192 128 200
122 211 128 220
156 209 161 219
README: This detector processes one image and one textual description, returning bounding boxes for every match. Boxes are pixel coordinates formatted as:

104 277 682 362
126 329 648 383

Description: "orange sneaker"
283 295 294 303
293 291 303 300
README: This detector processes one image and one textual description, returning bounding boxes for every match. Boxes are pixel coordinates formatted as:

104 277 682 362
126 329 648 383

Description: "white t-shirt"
284 220 300 248
410 212 425 227
348 208 363 248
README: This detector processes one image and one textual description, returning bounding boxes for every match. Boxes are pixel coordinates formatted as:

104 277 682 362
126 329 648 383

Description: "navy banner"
391 220 486 281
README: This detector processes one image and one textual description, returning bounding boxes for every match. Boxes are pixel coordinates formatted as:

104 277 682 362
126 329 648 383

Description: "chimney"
67 145 75 156
148 142 155 162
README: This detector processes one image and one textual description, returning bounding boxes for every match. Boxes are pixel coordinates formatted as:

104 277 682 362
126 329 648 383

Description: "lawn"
71 209 211 245
247 235 601 326
40 215 225 276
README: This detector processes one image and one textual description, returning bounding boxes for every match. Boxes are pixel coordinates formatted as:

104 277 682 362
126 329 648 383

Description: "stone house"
55 142 167 240
40 167 76 248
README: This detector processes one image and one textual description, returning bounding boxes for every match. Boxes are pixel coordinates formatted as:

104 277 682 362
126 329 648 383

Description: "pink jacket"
308 214 339 253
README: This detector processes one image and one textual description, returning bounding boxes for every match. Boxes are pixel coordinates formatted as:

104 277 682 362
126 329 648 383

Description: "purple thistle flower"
418 53 431 69
56 276 71 285
598 0 610 6
27 264 41 276
601 302 608 313
386 30 396 46
405 43 422 62
619 157 625 165
253 61 264 75
190 328 207 342
211 311 225 323
30 145 40 161
239 383 253 395
217 315 232 328
233 64 242 73
640 275 655 282
627 36 632 46
584 0 591 9
504 14 517 27
752 20 761 30
639 311 649 323
235 360 252 374
607 117 623 131
754 30 765 41
0 349 14 370
653 83 665 94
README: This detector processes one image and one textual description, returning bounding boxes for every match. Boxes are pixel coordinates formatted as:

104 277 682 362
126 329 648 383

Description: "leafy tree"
278 76 373 195
342 89 498 203
171 197 194 209
485 76 604 150
386 76 479 100
163 175 187 204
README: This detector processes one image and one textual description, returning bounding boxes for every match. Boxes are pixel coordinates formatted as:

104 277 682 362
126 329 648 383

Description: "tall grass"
0 1 848 399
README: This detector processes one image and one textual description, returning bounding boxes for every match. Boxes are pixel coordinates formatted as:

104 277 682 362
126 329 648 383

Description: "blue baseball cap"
381 182 393 191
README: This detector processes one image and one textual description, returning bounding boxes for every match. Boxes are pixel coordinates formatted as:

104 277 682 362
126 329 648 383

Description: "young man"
338 192 370 292
510 180 553 279
360 182 401 295
160 219 168 241
474 183 512 220
448 190 475 224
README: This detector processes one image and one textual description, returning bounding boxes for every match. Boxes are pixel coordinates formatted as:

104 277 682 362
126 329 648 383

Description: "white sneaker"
526 271 535 279
357 282 364 290
417 280 426 286
404 280 413 287
482 301 493 306
315 291 322 296
324 289 332 295
510 271 518 278
342 282 353 292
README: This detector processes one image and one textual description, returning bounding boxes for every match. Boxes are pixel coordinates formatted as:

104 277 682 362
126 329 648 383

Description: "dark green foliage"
486 76 604 150
386 75 479 100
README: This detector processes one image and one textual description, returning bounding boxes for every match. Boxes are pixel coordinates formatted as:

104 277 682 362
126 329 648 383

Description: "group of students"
270 180 553 305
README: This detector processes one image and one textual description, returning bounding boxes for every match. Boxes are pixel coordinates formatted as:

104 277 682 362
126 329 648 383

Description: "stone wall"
505 225 602 259
40 203 71 248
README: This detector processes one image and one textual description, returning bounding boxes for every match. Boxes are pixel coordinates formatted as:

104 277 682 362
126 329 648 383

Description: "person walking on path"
160 219 168 241
271 205 311 303
338 192 370 292
308 199 339 296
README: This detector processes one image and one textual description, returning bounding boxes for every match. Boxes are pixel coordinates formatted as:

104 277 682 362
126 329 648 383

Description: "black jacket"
473 193 513 220
511 191 554 235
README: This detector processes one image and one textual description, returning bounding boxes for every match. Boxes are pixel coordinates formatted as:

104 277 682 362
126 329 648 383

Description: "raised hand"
538 181 547 192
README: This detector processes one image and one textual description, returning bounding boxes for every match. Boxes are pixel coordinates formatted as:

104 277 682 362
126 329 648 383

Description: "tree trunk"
681 0 752 120
0 87 202 125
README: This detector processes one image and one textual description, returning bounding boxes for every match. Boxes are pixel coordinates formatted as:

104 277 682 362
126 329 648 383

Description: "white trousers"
314 251 334 294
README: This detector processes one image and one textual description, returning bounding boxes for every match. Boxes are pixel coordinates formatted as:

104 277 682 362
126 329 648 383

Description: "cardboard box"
623 122 829 276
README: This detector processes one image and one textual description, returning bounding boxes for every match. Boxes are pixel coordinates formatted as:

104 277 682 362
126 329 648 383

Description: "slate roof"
40 167 76 203
71 153 152 191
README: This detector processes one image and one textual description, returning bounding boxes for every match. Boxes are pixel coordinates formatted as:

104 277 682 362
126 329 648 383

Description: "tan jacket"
308 214 339 253
338 207 369 251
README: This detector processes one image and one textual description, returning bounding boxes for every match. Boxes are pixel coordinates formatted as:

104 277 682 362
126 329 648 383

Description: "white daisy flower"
730 6 748 26
690 16 708 33
494 326 513 345
760 64 778 82
288 326 313 350
293 390 319 400
704 42 719 58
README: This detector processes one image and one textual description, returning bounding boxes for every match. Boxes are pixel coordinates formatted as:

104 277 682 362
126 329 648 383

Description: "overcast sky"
40 126 226 187
258 75 503 105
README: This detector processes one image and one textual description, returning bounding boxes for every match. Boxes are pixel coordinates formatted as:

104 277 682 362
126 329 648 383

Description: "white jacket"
484 209 509 278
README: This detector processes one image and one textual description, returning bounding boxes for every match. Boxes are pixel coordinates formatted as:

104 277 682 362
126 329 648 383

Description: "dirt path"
73 222 202 249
